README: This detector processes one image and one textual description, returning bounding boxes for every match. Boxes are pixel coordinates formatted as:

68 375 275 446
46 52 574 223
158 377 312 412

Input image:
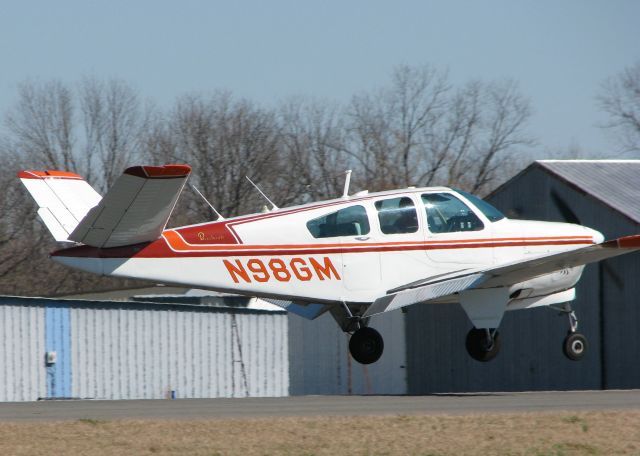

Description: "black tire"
349 327 384 365
465 327 501 362
563 332 588 361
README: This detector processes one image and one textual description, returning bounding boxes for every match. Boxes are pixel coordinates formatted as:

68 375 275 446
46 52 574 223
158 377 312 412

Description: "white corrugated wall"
0 298 288 401
70 306 289 399
0 304 46 401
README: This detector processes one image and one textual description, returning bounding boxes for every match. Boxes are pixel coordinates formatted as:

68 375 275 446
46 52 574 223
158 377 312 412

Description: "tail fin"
68 164 191 248
18 170 102 242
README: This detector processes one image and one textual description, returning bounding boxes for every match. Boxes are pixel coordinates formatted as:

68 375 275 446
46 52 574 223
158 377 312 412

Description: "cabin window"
306 205 370 238
422 193 484 233
375 197 419 234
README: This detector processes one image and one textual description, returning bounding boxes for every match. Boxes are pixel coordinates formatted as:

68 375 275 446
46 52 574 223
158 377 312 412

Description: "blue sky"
0 0 638 157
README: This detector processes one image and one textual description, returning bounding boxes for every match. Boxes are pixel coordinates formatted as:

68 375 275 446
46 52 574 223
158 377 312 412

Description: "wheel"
563 332 587 361
465 327 501 362
349 327 384 364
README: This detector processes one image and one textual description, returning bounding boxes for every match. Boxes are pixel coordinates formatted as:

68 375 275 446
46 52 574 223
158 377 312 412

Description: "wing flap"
364 273 484 317
69 164 191 248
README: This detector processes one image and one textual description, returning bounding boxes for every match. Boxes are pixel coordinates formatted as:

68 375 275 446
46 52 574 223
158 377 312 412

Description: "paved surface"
0 390 639 422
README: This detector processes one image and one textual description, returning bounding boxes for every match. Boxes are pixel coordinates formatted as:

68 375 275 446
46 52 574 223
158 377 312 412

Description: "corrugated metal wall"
0 304 46 401
406 164 640 393
0 297 288 401
489 165 640 390
288 310 407 395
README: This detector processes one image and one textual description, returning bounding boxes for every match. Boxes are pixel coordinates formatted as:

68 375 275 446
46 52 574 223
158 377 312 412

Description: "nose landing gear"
554 303 588 361
563 332 588 361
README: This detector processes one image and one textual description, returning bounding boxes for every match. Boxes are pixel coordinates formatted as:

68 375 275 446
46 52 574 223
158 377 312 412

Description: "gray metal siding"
70 306 289 399
537 160 640 223
407 164 640 394
0 304 46 401
0 297 288 401
288 311 407 395
491 165 640 389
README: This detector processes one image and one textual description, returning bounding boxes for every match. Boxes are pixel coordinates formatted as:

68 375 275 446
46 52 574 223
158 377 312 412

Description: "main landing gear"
349 326 384 365
464 302 589 363
557 303 588 361
465 327 501 362
332 303 384 364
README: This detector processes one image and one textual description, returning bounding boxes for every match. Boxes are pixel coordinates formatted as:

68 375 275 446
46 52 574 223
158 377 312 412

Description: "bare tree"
423 80 482 187
5 80 78 172
343 65 450 190
170 92 283 219
3 78 149 192
465 80 534 194
598 61 640 154
278 97 348 201
0 78 152 296
343 66 533 194
80 78 150 191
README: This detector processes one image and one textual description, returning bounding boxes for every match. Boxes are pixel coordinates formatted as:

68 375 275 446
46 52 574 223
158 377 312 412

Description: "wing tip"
124 164 191 179
18 170 83 180
616 234 640 249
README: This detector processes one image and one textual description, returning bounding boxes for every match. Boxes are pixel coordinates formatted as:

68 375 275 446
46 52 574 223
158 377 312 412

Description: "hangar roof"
536 160 640 223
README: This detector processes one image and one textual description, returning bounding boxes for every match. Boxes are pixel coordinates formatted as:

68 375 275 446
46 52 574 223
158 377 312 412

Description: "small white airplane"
18 164 640 364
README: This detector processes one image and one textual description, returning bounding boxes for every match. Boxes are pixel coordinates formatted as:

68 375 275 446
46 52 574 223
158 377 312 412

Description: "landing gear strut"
332 303 385 365
554 303 588 361
465 327 501 362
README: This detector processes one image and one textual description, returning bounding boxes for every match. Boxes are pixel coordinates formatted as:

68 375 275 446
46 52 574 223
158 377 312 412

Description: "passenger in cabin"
393 197 419 233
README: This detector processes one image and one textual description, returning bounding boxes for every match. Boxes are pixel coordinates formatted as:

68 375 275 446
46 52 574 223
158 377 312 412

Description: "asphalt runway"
0 390 639 422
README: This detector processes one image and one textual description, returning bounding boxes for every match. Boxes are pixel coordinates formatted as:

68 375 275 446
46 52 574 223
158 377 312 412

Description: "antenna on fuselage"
245 176 278 210
342 169 352 198
189 184 225 220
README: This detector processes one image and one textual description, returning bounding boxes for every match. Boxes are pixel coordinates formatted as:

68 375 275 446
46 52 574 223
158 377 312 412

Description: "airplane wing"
69 164 191 248
363 234 640 317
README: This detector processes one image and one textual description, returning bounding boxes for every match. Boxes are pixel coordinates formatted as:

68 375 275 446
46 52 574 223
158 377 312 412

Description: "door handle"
355 236 370 241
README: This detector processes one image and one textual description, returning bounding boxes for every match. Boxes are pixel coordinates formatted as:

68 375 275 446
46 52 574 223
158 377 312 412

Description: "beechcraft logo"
223 257 341 283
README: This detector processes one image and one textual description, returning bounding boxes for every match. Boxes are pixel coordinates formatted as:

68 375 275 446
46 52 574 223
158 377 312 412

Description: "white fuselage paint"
52 187 603 307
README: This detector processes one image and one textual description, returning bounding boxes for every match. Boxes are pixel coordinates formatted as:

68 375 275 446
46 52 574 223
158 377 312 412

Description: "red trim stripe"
124 164 191 179
156 238 594 257
163 231 593 253
53 235 595 259
18 170 84 180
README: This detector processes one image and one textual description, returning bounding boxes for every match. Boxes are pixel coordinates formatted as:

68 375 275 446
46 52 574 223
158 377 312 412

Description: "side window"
375 197 419 234
306 205 370 238
422 193 484 233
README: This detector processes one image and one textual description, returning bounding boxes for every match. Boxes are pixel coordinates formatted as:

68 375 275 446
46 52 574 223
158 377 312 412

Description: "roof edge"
537 159 640 164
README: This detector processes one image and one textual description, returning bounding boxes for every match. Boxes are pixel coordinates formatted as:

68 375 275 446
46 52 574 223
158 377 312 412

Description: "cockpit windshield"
454 189 505 222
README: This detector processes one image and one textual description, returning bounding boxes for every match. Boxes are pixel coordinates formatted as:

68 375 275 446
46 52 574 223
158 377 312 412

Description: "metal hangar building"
406 159 640 393
0 292 406 402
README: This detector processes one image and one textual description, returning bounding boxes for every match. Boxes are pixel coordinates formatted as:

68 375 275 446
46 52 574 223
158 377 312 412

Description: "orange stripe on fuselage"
161 230 594 256
55 235 595 259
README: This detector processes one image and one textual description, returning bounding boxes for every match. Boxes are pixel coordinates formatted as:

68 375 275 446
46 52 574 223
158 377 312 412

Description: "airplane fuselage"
53 186 602 308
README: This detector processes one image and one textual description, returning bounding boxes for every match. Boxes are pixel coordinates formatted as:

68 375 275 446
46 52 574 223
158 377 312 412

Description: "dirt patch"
0 410 638 455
